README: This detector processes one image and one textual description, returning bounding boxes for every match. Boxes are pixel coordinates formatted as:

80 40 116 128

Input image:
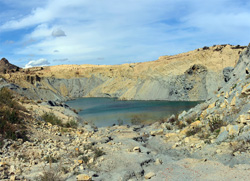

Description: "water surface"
66 97 200 127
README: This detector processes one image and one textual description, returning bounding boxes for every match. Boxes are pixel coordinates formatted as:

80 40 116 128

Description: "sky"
0 0 250 68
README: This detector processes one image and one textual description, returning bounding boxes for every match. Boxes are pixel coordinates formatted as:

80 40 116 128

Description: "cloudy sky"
0 0 250 68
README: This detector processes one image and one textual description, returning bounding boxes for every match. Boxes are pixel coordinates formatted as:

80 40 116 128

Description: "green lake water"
66 97 201 127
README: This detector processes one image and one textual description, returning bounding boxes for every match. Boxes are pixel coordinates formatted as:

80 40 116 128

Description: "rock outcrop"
0 58 20 74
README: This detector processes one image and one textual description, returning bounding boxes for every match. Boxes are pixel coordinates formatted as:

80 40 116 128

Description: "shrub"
44 155 58 163
64 119 78 128
0 87 28 143
93 147 105 160
117 118 124 126
209 116 224 132
131 115 142 125
41 112 62 126
37 166 63 181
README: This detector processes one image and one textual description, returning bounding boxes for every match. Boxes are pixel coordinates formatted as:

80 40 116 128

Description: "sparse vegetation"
64 119 78 128
41 112 63 126
44 155 58 163
0 87 28 146
117 118 124 126
209 116 224 133
131 115 142 125
37 165 63 181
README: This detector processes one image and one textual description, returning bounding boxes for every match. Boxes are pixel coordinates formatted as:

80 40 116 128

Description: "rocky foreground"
1 44 250 180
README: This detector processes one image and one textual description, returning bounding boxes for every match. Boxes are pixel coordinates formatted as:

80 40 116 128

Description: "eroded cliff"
1 44 246 101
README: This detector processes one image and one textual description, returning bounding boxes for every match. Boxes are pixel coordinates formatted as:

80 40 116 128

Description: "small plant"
41 112 62 126
44 155 58 163
92 147 105 160
65 119 78 128
37 165 63 181
209 116 224 133
81 155 90 164
117 118 124 126
131 115 142 125
232 84 237 89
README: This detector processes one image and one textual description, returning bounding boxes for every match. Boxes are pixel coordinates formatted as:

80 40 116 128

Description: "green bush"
0 87 28 144
131 115 142 125
41 112 62 126
209 116 224 132
64 119 78 128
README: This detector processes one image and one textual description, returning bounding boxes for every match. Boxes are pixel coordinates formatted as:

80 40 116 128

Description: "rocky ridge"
1 44 246 101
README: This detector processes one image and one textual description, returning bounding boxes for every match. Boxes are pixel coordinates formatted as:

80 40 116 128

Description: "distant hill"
0 58 20 74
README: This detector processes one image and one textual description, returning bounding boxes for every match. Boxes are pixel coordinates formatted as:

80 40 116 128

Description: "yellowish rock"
78 160 83 164
77 174 92 181
208 102 216 109
230 96 236 106
150 129 163 136
133 146 141 152
190 121 202 128
226 125 239 136
219 126 227 134
225 92 229 99
241 83 250 95
165 133 177 138
220 99 228 108
238 114 250 124
145 172 156 179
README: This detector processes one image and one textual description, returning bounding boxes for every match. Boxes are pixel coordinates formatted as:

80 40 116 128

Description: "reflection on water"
66 97 201 127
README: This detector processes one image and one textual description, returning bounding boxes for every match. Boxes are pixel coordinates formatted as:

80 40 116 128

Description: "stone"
238 115 250 124
184 137 190 143
145 172 156 179
241 83 250 95
224 92 229 99
227 125 239 136
133 146 141 152
208 102 216 109
190 121 202 128
76 174 92 181
9 174 16 181
230 96 236 106
155 158 163 165
220 99 228 108
216 131 228 143
78 160 83 164
150 129 163 136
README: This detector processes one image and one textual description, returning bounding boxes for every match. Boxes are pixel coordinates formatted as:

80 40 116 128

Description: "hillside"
1 44 246 101
1 44 250 180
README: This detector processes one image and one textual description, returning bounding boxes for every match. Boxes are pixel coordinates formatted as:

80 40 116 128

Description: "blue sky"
0 0 250 68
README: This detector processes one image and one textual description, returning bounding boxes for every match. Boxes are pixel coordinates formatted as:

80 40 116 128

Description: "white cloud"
24 58 50 68
1 0 250 66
